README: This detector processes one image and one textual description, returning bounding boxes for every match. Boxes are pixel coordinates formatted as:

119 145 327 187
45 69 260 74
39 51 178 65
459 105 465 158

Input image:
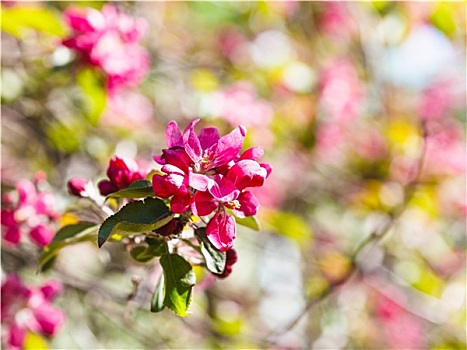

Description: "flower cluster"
1 180 58 247
152 119 271 251
62 5 150 94
1 275 65 350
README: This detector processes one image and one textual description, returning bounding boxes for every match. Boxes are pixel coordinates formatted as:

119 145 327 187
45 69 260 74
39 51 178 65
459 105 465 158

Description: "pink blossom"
152 120 271 250
67 177 89 197
219 83 273 128
319 58 365 123
1 179 57 247
62 5 150 94
98 155 147 196
1 275 65 349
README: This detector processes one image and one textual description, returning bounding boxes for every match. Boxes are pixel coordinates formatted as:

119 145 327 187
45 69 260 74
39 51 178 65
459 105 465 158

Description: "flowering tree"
1 2 466 349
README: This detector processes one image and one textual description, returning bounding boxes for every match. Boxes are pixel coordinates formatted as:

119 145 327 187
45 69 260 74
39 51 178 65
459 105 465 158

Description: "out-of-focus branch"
264 122 428 345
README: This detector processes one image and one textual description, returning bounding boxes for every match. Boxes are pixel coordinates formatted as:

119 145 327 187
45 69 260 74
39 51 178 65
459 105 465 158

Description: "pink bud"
67 178 88 197
40 280 63 301
29 225 54 247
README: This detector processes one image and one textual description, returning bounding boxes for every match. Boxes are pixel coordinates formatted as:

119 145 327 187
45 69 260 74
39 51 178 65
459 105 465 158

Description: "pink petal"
165 121 184 148
226 159 267 191
192 191 218 216
183 119 203 163
208 175 239 203
206 211 236 251
233 191 259 218
260 163 273 177
165 173 189 196
31 304 65 336
67 178 88 197
152 174 173 198
29 225 54 247
40 280 63 301
170 193 192 213
98 179 118 196
8 323 26 349
199 127 220 150
240 146 264 161
3 226 21 245
16 180 36 206
207 125 246 169
188 170 210 191
159 148 191 172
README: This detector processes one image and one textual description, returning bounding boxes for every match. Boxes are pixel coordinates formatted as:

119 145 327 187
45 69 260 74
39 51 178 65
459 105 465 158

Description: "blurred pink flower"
319 2 357 40
1 275 65 349
418 79 463 121
63 4 150 95
319 58 365 123
219 83 273 128
1 179 58 247
101 91 153 129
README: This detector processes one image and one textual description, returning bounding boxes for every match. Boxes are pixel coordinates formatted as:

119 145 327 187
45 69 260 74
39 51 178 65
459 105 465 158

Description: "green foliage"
39 223 98 271
430 3 457 37
150 274 166 313
47 120 85 153
160 253 196 317
98 198 173 247
130 239 167 263
195 228 226 274
234 215 260 231
77 68 107 126
262 209 312 246
1 7 66 38
106 180 154 200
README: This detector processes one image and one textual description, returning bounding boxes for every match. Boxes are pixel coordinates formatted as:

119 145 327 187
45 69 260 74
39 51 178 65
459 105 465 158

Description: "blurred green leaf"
52 222 97 242
130 242 167 263
47 121 84 153
262 209 312 246
430 3 457 37
188 2 238 27
39 225 97 272
151 274 166 313
234 214 260 231
1 7 66 38
98 198 173 247
106 180 154 200
160 253 196 317
77 68 107 126
195 228 226 274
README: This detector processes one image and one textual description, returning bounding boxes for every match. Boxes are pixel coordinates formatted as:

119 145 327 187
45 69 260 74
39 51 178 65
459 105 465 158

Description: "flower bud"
67 178 88 197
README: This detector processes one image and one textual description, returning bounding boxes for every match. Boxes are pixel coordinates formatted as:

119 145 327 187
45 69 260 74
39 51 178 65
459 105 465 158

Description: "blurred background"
1 1 466 349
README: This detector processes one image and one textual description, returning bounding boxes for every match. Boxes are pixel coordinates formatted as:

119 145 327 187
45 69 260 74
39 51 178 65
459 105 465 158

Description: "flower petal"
192 191 218 216
233 191 259 218
165 120 184 148
199 126 220 150
183 119 203 163
208 175 239 203
29 225 54 247
207 125 246 169
189 171 210 191
152 174 173 198
160 147 191 172
240 146 264 161
226 159 267 191
170 193 192 213
206 211 236 251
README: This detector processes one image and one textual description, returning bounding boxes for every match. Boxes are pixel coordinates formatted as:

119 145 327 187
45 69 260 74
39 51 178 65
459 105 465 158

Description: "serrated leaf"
151 274 166 313
1 7 66 38
234 215 260 231
38 226 97 272
77 68 106 126
98 198 173 247
106 180 154 200
195 228 226 274
52 222 96 242
160 253 196 317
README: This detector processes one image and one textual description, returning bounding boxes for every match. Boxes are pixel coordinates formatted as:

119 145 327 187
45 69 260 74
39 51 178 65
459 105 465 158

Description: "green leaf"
77 68 107 126
106 180 154 200
130 242 167 263
52 222 97 242
38 225 97 272
98 198 173 247
234 215 260 231
262 209 312 246
150 274 166 313
160 253 196 317
195 228 226 274
1 7 66 38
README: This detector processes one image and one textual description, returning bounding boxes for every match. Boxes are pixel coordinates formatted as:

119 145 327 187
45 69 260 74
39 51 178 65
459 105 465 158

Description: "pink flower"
67 177 89 197
1 275 65 349
98 155 146 196
152 119 271 250
219 83 273 128
62 5 150 94
1 179 57 247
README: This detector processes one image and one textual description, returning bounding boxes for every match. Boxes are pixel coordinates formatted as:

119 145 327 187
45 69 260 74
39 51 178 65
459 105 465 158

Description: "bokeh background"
1 1 466 349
